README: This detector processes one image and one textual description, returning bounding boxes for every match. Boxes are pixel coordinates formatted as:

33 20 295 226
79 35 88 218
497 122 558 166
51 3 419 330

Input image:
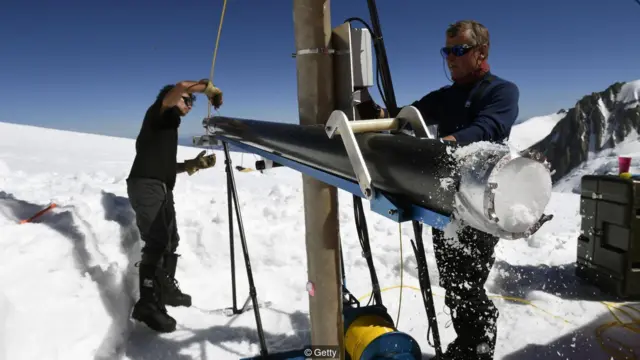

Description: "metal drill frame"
482 148 554 240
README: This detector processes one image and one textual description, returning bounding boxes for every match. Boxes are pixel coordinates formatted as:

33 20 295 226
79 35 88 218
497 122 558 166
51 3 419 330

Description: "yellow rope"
357 285 640 358
596 301 640 359
207 0 228 119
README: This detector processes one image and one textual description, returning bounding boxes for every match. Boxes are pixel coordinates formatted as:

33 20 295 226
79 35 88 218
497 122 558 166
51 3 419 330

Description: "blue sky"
1 0 639 139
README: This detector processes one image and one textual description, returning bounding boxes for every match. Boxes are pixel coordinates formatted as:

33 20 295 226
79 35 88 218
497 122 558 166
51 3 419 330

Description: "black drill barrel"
206 116 460 216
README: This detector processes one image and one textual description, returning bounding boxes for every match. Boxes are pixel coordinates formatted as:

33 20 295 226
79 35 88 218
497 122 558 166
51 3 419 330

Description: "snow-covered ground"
0 112 639 360
508 112 566 151
551 130 640 193
619 80 640 109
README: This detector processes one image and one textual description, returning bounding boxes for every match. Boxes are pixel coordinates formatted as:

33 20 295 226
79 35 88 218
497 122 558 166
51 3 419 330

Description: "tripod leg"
411 220 443 358
223 143 268 356
225 150 238 313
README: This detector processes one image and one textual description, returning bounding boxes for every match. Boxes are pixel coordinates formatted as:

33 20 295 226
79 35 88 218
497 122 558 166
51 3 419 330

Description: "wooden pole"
292 0 344 356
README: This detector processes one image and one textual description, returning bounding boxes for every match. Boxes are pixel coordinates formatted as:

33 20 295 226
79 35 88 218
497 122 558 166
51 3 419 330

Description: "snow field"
0 118 639 359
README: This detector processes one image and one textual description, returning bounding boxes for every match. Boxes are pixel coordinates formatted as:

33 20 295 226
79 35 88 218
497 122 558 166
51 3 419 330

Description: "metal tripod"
411 220 443 358
223 141 268 357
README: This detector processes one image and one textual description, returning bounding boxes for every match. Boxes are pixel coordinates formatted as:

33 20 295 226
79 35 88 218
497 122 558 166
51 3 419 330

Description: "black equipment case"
577 174 640 299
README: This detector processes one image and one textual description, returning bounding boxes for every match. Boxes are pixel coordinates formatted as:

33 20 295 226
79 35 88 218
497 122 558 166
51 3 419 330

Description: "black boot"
161 253 192 307
438 338 494 360
131 263 177 332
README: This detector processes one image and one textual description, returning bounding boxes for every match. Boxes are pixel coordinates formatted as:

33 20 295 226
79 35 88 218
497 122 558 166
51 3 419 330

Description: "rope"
357 285 640 358
198 0 227 158
396 222 403 327
596 302 640 359
207 0 228 119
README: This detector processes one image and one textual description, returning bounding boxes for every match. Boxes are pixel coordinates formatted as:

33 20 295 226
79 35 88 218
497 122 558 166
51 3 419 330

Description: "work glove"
184 150 216 176
204 81 223 109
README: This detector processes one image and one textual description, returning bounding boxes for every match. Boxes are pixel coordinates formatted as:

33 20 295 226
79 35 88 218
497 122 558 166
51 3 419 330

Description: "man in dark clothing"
357 20 519 359
127 79 223 333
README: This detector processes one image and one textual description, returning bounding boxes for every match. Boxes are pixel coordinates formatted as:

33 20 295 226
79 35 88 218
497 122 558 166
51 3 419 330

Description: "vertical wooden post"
292 0 344 356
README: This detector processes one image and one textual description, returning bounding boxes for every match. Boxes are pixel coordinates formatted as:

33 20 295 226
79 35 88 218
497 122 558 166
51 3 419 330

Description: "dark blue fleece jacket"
408 72 519 145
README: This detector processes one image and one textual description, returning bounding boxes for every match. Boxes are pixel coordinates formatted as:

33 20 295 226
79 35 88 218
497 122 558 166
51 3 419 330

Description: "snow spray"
451 142 553 240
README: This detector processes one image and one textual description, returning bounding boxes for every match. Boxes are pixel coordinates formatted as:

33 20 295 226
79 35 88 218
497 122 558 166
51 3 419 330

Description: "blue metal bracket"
213 135 450 230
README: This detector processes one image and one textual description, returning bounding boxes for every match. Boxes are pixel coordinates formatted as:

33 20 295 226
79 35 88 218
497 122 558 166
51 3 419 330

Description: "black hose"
344 1 398 114
366 0 398 114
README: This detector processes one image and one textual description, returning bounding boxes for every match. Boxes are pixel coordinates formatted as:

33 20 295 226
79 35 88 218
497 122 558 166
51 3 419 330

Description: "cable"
358 285 640 359
396 222 403 327
365 0 398 113
344 17 376 39
353 195 382 307
596 302 640 359
442 56 452 83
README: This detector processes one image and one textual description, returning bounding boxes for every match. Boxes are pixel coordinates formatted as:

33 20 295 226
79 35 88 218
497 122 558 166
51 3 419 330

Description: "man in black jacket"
357 20 519 359
127 79 223 332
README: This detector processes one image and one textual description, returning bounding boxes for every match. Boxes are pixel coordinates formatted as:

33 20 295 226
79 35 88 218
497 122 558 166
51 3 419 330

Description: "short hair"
155 84 195 104
446 20 490 57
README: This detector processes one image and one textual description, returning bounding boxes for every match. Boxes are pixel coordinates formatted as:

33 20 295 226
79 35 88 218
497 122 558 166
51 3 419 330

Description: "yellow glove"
184 150 216 176
204 82 223 109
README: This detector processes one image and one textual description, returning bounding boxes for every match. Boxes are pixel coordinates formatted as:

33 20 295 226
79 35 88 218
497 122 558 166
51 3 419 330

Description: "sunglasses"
441 44 476 57
182 96 194 106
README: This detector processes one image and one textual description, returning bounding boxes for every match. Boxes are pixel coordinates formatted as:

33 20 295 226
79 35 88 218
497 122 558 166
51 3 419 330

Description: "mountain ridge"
519 79 640 183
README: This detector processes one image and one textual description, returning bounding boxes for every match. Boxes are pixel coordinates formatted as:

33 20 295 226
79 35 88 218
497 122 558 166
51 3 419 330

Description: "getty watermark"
303 345 340 359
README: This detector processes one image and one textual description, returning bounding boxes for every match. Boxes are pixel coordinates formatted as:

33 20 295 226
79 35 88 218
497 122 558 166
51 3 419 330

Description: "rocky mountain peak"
528 80 640 183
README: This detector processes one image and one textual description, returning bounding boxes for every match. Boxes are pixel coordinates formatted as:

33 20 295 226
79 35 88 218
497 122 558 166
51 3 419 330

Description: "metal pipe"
332 118 399 134
205 116 553 240
204 116 457 214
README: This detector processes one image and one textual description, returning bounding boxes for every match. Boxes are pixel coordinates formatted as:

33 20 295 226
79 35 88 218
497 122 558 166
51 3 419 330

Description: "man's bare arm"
161 79 216 112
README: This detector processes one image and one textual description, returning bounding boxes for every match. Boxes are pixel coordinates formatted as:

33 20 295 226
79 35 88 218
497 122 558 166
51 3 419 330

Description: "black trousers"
432 226 500 355
127 178 180 266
